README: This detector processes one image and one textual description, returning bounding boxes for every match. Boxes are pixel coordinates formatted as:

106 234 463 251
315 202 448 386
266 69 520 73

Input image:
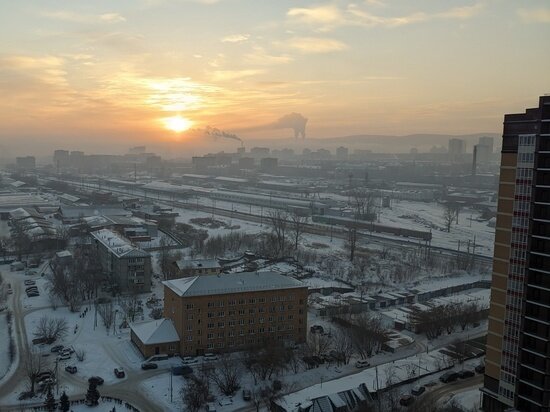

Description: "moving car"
355 359 370 368
440 371 459 383
141 362 158 370
458 369 475 379
51 345 64 353
399 395 415 406
65 365 77 374
88 376 104 386
411 386 426 396
114 367 125 378
475 364 485 374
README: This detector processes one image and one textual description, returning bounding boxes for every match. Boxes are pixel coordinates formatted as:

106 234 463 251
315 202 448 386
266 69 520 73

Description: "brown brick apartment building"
163 271 308 356
482 95 550 412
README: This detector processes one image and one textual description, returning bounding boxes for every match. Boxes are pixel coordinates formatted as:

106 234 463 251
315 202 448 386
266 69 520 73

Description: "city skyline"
0 0 549 154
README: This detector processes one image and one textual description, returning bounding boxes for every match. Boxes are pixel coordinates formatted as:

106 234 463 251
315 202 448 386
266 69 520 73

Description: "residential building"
16 156 36 170
171 258 222 278
479 136 495 154
448 138 466 162
90 229 151 293
130 319 180 358
482 95 550 412
163 271 308 356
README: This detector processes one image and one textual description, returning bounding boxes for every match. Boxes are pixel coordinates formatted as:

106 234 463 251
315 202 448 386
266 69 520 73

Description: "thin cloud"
518 8 550 23
285 37 348 54
42 10 126 24
288 2 484 30
244 47 293 65
211 69 265 81
221 34 250 43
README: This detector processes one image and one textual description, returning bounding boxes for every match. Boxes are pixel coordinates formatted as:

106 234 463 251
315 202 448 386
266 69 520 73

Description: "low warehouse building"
130 318 180 358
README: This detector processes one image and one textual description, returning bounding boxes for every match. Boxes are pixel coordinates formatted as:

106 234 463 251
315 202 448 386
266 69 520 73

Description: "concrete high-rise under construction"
482 95 550 412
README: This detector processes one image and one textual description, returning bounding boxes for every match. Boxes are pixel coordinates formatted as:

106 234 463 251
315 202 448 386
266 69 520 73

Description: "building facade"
90 229 152 293
163 272 308 356
170 258 222 278
482 95 550 412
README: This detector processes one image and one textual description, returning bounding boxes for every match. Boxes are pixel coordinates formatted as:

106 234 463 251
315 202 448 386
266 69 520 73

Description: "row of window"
193 334 297 350
186 296 303 310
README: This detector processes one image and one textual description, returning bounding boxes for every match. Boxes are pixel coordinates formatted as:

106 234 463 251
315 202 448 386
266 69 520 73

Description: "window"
218 332 224 338
238 299 245 305
239 319 245 325
229 320 236 327
239 329 245 336
207 322 214 329
258 307 265 313
208 302 214 308
249 318 255 324
187 325 193 331
288 315 294 320
229 310 236 316
169 345 176 351
207 312 214 318
259 327 265 333
187 313 194 320
279 306 285 312
278 315 285 321
218 311 225 317
207 343 214 349
259 297 266 303
269 316 274 323
249 308 255 314
228 299 236 306
248 298 256 304
218 321 225 328
229 330 235 337
239 309 245 315
207 333 214 340
186 335 193 341
249 328 255 335
186 304 194 310
259 317 264 324
217 342 224 348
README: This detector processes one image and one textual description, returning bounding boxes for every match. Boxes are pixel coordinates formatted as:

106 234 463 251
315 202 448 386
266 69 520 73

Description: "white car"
355 359 370 368
182 357 198 365
203 353 218 361
58 352 71 360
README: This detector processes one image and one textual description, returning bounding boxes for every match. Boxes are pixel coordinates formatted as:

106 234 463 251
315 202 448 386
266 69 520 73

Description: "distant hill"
244 132 501 153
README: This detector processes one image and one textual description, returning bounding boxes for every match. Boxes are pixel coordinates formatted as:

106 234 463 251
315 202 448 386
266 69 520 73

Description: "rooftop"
175 258 221 271
90 228 149 258
130 319 179 345
163 271 305 297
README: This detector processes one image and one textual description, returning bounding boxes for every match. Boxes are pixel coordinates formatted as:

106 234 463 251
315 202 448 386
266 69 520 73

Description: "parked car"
65 365 77 374
475 364 485 374
27 292 40 297
50 345 64 353
18 391 34 400
458 369 475 379
141 362 158 370
206 403 217 412
25 286 38 293
310 325 324 334
172 366 193 376
355 359 370 368
32 337 54 345
24 280 36 286
440 371 459 383
88 376 104 386
203 353 218 361
57 352 71 360
242 389 252 401
411 386 426 396
61 347 74 355
114 367 125 378
399 395 415 406
182 356 198 365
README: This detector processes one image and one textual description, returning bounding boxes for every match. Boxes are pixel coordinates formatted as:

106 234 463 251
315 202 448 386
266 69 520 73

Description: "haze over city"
1 0 549 156
1 1 550 412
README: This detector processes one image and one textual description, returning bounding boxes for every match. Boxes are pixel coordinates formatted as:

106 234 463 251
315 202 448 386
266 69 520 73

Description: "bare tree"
346 225 358 262
33 316 68 343
208 355 241 396
290 211 307 251
351 188 376 220
443 203 455 232
306 331 332 357
97 301 115 333
23 346 44 394
268 211 289 257
351 313 389 358
333 330 354 365
181 374 210 412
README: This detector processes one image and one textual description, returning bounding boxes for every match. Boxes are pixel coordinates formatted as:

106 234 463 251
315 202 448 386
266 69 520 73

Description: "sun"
162 115 193 133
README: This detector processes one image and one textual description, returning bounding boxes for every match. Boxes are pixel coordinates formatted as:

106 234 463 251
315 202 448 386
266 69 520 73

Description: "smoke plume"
271 113 308 139
204 126 242 143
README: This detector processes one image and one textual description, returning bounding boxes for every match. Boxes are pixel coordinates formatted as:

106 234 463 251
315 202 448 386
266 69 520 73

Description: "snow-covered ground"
0 313 12 380
378 200 494 256
443 386 482 410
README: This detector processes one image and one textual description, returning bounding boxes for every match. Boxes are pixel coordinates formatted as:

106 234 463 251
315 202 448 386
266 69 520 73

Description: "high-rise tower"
482 95 550 412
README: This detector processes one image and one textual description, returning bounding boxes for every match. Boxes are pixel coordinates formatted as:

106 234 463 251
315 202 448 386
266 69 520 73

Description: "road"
414 374 483 410
0 269 164 412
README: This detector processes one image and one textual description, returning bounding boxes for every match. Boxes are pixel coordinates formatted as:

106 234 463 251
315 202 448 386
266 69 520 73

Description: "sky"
0 0 549 155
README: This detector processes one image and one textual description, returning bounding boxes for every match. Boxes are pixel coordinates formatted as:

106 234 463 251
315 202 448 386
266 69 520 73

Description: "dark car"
172 366 193 376
475 364 485 374
440 371 459 383
411 386 426 396
18 391 34 400
242 389 251 401
114 368 125 378
65 365 77 374
88 376 104 385
141 362 158 370
458 369 475 379
399 395 415 406
51 345 64 353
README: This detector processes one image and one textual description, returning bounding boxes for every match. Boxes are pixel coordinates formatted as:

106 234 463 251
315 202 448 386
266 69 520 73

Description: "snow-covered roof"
175 258 221 271
91 229 149 258
131 319 179 345
163 271 305 298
